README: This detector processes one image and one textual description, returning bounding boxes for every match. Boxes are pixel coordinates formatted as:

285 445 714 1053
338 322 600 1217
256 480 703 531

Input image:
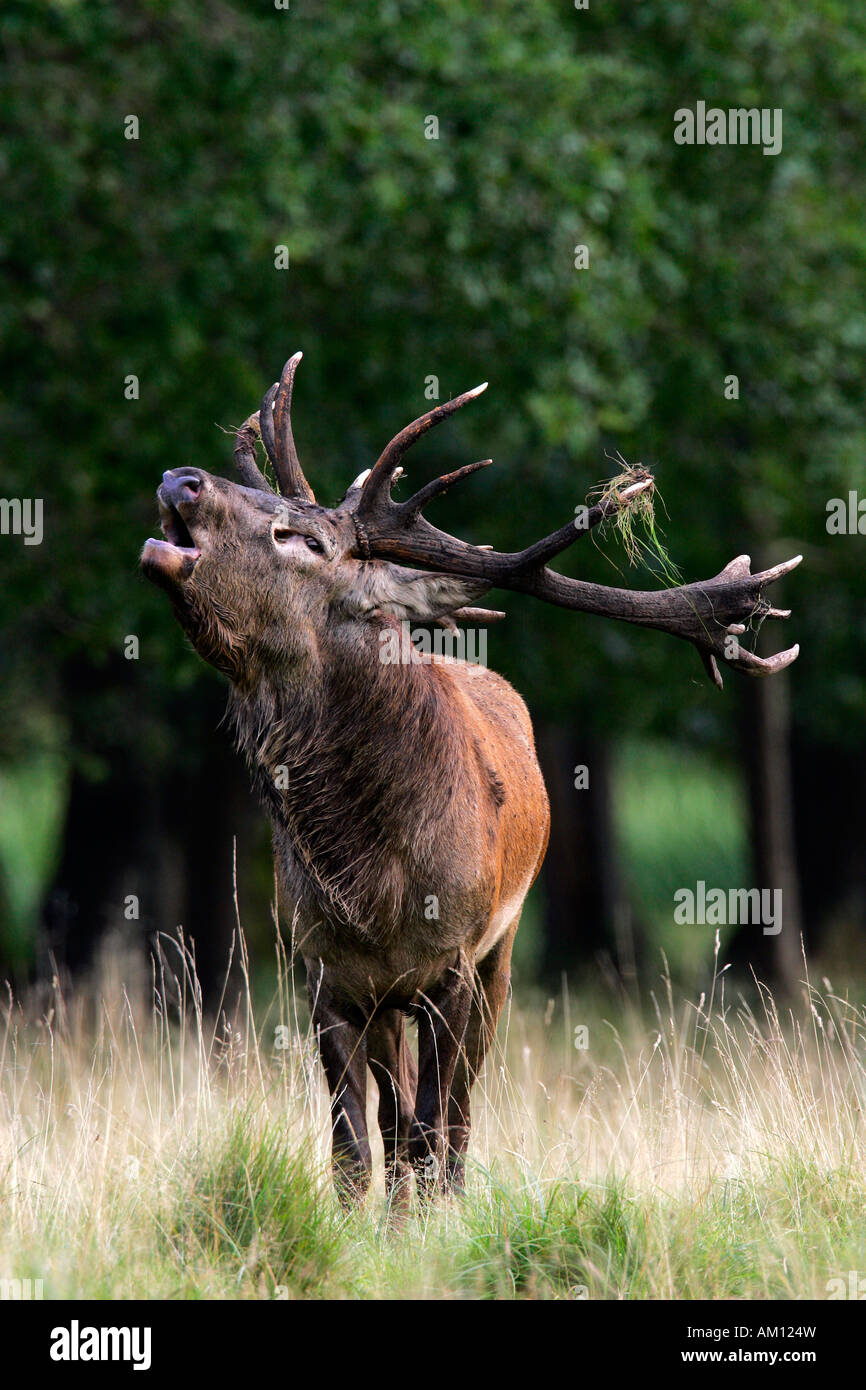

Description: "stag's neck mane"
228 617 470 937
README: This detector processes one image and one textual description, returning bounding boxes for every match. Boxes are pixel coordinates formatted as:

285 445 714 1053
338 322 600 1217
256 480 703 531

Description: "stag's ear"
342 561 490 623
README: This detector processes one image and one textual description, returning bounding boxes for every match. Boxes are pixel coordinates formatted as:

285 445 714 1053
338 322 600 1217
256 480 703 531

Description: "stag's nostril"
162 471 203 503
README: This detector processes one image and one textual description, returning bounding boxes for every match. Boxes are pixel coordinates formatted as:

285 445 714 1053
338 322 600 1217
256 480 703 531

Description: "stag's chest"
289 897 465 1008
270 819 478 996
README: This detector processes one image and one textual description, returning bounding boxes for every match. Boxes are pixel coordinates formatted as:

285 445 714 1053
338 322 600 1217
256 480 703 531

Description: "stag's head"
143 350 801 691
141 353 491 684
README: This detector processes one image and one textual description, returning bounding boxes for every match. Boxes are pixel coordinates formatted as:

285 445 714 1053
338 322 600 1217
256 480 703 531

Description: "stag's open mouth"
159 499 199 551
141 501 201 584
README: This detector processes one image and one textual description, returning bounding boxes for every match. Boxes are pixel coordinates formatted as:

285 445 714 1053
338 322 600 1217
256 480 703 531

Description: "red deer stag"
141 352 800 1205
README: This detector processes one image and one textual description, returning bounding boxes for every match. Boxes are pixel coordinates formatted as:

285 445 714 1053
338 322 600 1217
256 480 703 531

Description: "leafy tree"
1 0 864 985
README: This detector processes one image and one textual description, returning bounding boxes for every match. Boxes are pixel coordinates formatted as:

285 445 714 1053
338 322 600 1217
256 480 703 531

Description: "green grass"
167 1112 341 1295
0 743 854 1300
4 1134 866 1300
591 457 681 585
1 932 865 1300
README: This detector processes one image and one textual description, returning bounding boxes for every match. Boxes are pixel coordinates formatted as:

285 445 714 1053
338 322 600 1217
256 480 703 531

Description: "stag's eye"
272 527 325 555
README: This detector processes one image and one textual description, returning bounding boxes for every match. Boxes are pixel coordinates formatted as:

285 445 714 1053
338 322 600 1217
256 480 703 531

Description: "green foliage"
615 739 746 976
2 0 866 964
3 0 864 731
0 751 67 966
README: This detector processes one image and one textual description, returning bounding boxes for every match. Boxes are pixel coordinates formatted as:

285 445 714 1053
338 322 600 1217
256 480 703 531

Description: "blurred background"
1 0 864 1007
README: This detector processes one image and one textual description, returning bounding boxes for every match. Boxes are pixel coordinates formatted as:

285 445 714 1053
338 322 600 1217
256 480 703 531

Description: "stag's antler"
233 352 316 502
351 386 801 689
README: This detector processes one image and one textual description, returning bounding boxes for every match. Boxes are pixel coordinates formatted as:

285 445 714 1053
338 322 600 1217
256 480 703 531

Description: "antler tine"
271 352 316 502
356 383 488 520
338 468 372 510
234 414 275 494
258 382 279 466
401 459 494 516
449 606 506 623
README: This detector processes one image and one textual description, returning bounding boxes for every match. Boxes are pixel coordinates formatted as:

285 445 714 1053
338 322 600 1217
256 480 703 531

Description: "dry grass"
1 929 865 1299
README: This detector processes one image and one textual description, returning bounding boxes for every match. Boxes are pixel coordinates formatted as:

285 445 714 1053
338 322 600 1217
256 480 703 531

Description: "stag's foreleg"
307 963 372 1204
446 929 515 1189
367 1008 417 1214
410 954 474 1195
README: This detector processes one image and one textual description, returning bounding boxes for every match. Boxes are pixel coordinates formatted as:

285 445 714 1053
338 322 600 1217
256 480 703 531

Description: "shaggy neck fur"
228 616 469 939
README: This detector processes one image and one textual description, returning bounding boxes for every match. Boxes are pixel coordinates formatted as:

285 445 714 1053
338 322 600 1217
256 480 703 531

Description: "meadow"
1 927 864 1301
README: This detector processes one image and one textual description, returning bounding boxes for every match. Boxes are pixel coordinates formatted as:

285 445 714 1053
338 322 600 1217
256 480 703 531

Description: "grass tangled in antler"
589 452 682 586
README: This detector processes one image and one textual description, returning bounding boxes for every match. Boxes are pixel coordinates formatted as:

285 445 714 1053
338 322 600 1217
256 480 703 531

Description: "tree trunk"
158 730 252 1009
41 663 250 1010
726 670 802 993
791 733 866 954
535 724 639 989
